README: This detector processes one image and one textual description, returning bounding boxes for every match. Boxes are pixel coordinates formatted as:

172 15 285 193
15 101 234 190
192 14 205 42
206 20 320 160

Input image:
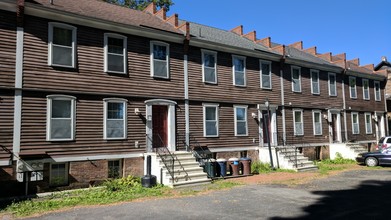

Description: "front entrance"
328 110 341 143
145 99 177 152
262 110 271 144
258 104 277 146
152 105 168 148
331 114 338 142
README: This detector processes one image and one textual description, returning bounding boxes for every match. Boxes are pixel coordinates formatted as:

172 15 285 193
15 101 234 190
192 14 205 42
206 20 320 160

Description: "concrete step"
296 165 318 172
163 167 204 176
289 160 314 168
171 178 212 188
168 172 209 183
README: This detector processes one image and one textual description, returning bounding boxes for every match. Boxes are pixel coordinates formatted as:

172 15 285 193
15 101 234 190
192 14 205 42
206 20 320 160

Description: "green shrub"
251 161 272 174
320 153 356 165
103 175 141 191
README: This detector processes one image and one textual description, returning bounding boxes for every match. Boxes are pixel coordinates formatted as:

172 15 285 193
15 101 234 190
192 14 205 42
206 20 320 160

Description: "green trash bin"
204 159 216 178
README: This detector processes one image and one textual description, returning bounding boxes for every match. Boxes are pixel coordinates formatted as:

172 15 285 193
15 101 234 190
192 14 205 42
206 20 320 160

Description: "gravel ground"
19 167 391 220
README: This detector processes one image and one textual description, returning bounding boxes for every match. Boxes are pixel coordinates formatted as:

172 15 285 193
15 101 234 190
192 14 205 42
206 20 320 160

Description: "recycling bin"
239 157 252 175
216 158 227 177
228 158 239 176
204 159 216 178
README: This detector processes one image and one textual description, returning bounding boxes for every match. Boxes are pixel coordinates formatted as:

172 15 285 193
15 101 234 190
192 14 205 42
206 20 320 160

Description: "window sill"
49 64 75 69
105 70 127 75
104 138 127 141
204 135 219 138
261 87 272 90
152 75 170 80
47 139 75 142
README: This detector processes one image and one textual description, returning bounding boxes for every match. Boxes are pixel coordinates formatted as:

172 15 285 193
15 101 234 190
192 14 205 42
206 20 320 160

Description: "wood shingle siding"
0 90 14 161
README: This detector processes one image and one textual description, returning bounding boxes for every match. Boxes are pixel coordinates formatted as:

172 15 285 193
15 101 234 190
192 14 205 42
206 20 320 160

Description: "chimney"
155 7 167 20
332 53 346 62
243 30 256 42
317 52 332 61
348 58 360 66
361 64 374 71
143 2 156 14
304 46 317 55
230 25 243 35
272 44 285 55
289 41 303 50
256 37 271 48
17 0 25 27
166 14 178 27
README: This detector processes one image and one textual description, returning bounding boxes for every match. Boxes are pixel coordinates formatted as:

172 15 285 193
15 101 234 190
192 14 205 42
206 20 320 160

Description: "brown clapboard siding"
188 102 259 150
0 90 14 161
284 109 329 145
187 46 281 105
22 16 184 99
20 92 163 157
344 76 386 112
345 111 376 141
283 64 344 110
0 10 16 88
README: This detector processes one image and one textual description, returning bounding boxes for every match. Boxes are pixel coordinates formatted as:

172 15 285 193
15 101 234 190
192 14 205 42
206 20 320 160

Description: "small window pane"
108 38 124 54
52 46 72 66
51 119 71 139
53 27 72 46
206 121 217 136
153 60 168 77
236 108 246 120
108 160 121 179
204 68 216 83
205 107 216 120
50 163 68 186
52 100 71 118
237 122 247 135
107 120 124 138
204 54 215 67
108 54 124 72
108 103 124 119
262 75 271 88
153 45 167 60
234 58 244 72
235 71 245 85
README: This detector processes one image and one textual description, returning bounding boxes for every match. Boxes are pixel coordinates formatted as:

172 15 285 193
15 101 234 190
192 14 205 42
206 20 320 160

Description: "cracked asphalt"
23 169 391 220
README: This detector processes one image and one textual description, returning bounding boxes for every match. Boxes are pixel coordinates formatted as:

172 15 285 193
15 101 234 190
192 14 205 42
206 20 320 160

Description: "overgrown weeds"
315 153 356 174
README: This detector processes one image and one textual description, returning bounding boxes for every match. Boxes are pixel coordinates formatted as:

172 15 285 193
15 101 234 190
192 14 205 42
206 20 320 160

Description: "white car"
376 137 391 150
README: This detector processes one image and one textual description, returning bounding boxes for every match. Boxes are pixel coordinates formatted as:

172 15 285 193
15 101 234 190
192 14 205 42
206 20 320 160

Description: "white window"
312 111 322 135
293 109 304 135
365 113 372 134
108 160 122 179
104 98 127 139
328 73 337 96
150 41 169 79
203 104 219 137
374 81 381 101
349 76 357 99
202 50 217 84
232 55 246 86
50 163 69 186
234 105 248 136
291 66 301 92
48 22 77 68
104 33 127 74
362 79 370 100
260 60 272 89
310 69 320 95
47 95 76 141
351 112 359 134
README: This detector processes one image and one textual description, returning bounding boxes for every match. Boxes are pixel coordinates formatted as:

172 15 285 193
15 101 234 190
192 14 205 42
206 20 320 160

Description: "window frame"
48 22 77 68
103 98 127 140
362 79 370 100
312 110 322 135
364 112 372 134
232 55 246 87
374 81 381 101
50 162 69 186
203 103 219 137
46 95 76 141
202 49 218 84
328 72 337 96
310 69 320 95
349 76 357 99
104 33 127 74
150 41 170 79
108 159 122 179
234 105 248 136
293 109 304 136
291 66 301 92
351 112 360 134
260 60 272 89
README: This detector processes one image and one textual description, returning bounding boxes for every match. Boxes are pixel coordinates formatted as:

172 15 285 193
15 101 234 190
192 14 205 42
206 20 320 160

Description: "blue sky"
170 0 390 66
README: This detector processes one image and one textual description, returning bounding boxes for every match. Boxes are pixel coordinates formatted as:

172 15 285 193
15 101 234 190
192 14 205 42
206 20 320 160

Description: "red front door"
152 105 168 148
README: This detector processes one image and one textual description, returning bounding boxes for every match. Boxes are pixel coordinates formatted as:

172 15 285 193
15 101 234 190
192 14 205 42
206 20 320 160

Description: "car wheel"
365 157 378 167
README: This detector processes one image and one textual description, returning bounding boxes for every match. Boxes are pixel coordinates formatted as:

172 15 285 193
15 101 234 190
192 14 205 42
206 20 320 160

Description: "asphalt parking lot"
24 169 391 220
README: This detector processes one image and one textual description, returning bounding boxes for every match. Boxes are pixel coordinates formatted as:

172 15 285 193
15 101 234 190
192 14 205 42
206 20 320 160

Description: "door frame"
258 104 277 147
328 109 341 143
145 99 176 152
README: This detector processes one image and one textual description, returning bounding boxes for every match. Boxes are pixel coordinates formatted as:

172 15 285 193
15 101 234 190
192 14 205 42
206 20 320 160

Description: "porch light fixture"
134 108 141 115
264 98 274 169
251 112 257 119
372 115 378 122
323 114 328 120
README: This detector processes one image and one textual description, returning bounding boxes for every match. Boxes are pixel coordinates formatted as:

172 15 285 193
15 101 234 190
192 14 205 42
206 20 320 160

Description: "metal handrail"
177 132 211 165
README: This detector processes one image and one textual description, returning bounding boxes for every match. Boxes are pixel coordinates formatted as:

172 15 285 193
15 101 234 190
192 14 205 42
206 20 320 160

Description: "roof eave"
285 57 342 73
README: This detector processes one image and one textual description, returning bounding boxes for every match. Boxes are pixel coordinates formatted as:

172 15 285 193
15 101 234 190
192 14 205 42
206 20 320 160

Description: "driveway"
24 169 391 220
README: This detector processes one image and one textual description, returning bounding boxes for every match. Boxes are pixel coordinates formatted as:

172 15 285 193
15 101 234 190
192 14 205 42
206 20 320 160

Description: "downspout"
342 64 348 143
13 0 25 161
183 22 190 149
280 46 286 146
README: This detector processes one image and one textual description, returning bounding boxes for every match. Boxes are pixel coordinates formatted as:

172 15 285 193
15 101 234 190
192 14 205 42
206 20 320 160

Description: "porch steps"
278 148 318 172
158 151 211 188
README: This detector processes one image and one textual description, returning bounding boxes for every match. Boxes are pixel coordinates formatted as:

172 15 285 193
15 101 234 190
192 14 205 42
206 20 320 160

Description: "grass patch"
251 161 296 174
0 176 242 218
315 153 356 175
1 176 170 218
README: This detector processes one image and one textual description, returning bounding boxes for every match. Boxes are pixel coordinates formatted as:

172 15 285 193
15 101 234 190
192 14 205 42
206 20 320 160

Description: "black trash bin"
204 159 216 178
239 157 252 175
216 158 227 177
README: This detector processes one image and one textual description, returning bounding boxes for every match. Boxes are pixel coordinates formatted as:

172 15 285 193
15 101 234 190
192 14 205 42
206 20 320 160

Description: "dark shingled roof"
26 0 183 34
181 20 279 55
285 46 340 67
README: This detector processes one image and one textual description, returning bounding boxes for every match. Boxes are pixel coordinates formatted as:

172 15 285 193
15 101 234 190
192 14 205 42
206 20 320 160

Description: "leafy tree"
106 0 174 11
